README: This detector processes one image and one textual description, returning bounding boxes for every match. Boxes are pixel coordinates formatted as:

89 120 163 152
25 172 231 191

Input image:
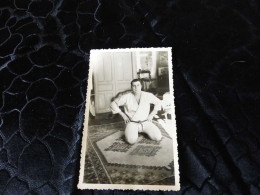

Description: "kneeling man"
110 79 162 144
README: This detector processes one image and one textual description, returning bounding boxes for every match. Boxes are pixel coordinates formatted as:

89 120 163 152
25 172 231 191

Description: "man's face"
131 81 142 94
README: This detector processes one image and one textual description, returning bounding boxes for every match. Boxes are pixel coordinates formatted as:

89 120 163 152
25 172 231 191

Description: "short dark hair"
131 79 142 86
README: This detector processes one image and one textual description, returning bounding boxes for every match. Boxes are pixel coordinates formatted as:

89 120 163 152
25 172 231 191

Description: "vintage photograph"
78 48 179 191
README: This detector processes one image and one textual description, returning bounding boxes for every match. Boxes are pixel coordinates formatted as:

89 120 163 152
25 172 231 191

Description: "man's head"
131 79 142 94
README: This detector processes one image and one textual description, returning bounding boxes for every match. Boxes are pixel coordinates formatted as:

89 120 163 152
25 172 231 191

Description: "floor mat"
84 121 175 185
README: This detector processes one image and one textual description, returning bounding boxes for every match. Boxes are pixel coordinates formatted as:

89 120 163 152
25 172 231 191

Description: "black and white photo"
78 48 179 191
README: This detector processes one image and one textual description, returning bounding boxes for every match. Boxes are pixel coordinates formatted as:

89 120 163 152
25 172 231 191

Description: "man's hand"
122 114 130 124
119 112 130 124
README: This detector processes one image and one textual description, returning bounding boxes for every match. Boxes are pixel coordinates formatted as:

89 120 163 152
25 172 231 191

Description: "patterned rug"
83 121 175 185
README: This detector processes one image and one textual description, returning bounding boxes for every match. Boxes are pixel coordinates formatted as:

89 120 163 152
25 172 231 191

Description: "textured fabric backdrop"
0 0 259 194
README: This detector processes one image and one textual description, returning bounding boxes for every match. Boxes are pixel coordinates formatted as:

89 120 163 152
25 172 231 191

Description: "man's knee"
125 136 137 144
125 122 138 144
153 133 162 141
148 131 162 141
144 123 162 141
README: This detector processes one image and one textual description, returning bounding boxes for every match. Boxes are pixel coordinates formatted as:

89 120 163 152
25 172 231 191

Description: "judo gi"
110 91 162 144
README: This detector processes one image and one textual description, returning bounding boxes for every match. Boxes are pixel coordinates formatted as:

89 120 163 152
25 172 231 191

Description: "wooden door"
94 52 135 114
113 52 134 95
94 53 115 114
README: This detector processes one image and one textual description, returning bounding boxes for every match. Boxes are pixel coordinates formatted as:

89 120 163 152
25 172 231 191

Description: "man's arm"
147 93 162 122
147 109 158 122
110 98 130 124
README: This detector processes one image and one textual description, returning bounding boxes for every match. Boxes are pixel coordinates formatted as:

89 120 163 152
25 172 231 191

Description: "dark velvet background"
0 0 260 194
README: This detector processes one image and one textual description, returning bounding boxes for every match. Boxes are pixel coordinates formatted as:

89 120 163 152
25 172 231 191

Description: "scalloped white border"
78 47 180 191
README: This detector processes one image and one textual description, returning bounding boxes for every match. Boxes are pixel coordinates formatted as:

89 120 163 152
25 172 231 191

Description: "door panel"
98 84 113 91
114 52 133 95
94 53 115 113
96 93 113 112
103 54 113 81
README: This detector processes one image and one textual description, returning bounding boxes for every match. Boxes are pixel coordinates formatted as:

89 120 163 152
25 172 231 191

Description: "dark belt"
130 120 147 123
129 120 148 131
